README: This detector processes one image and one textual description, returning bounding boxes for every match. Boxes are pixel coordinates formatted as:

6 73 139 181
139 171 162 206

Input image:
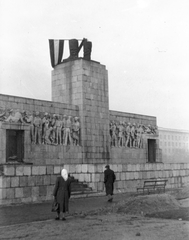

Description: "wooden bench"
137 179 168 194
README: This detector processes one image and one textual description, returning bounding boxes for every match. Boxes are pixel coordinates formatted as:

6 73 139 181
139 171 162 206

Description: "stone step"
71 188 92 193
69 176 78 182
69 175 94 195
71 190 98 196
71 182 89 188
71 183 92 191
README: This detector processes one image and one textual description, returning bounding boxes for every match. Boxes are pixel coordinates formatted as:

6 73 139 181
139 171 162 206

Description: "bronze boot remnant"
64 39 79 62
83 40 92 60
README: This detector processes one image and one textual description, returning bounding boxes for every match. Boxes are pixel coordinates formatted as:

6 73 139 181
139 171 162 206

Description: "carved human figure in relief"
55 114 63 145
118 122 124 147
64 116 72 146
0 108 6 121
42 113 50 144
72 117 80 146
62 115 67 145
42 114 53 145
110 121 117 147
109 122 113 146
21 110 28 123
109 122 112 145
130 123 137 148
33 111 42 144
23 111 35 143
50 114 57 144
123 122 128 147
145 124 152 134
154 126 158 135
151 125 157 134
136 124 143 148
5 109 24 123
45 125 53 144
125 123 131 147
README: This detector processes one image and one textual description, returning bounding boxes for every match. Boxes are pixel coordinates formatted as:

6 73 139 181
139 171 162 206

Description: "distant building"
158 127 189 163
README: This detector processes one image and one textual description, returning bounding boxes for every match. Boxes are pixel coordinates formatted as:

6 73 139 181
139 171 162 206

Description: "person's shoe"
62 217 66 221
55 217 60 220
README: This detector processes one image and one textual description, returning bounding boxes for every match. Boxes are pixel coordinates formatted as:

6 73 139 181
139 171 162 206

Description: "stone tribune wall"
0 93 161 166
0 94 81 165
0 60 162 166
109 110 162 163
0 163 189 205
1 60 187 206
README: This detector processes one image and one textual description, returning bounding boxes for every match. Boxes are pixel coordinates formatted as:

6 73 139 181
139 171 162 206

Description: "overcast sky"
0 0 189 130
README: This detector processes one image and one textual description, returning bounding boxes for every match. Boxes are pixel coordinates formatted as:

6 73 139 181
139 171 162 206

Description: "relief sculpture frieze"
110 121 158 149
0 108 80 146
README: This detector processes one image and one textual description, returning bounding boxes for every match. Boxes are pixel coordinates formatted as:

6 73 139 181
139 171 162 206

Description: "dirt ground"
0 211 188 240
0 187 189 240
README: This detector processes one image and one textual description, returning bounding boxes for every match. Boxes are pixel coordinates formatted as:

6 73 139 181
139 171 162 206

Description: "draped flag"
49 39 64 68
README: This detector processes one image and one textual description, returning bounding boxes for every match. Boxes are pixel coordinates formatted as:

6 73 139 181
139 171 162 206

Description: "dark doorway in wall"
148 139 156 163
6 130 24 162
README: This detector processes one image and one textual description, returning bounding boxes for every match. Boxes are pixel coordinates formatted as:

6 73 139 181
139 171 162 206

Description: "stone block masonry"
0 57 160 166
0 57 186 206
52 60 110 163
0 94 79 165
0 163 189 205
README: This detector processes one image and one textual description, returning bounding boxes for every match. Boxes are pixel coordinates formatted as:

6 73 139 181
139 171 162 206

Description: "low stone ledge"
23 166 31 176
0 177 10 188
0 162 189 205
46 166 54 175
3 166 15 176
15 187 23 198
16 166 24 176
54 166 61 174
11 177 19 187
0 188 6 199
81 164 88 173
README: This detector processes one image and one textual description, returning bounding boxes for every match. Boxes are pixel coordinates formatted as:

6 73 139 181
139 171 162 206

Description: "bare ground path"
0 190 189 240
0 212 188 240
0 192 133 227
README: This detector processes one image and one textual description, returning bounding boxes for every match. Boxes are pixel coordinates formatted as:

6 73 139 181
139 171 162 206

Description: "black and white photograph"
0 0 189 239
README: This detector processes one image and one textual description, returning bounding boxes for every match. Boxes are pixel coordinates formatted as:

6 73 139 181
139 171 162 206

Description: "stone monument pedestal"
52 59 110 163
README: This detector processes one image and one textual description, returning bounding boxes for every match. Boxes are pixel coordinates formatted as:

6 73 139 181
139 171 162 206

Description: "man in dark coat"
53 169 71 220
104 165 116 202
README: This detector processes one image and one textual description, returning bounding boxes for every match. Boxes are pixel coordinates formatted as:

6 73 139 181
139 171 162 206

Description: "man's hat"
105 165 109 169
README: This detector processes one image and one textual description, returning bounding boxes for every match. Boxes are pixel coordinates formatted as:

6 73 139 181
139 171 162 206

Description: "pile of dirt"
116 194 181 215
171 184 189 200
84 194 181 217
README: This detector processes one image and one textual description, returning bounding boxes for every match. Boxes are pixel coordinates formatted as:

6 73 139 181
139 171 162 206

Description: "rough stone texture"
15 166 24 176
15 187 23 198
23 166 31 176
10 177 19 187
0 89 159 166
0 94 79 165
3 166 15 176
0 163 188 204
52 60 110 164
0 59 187 205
